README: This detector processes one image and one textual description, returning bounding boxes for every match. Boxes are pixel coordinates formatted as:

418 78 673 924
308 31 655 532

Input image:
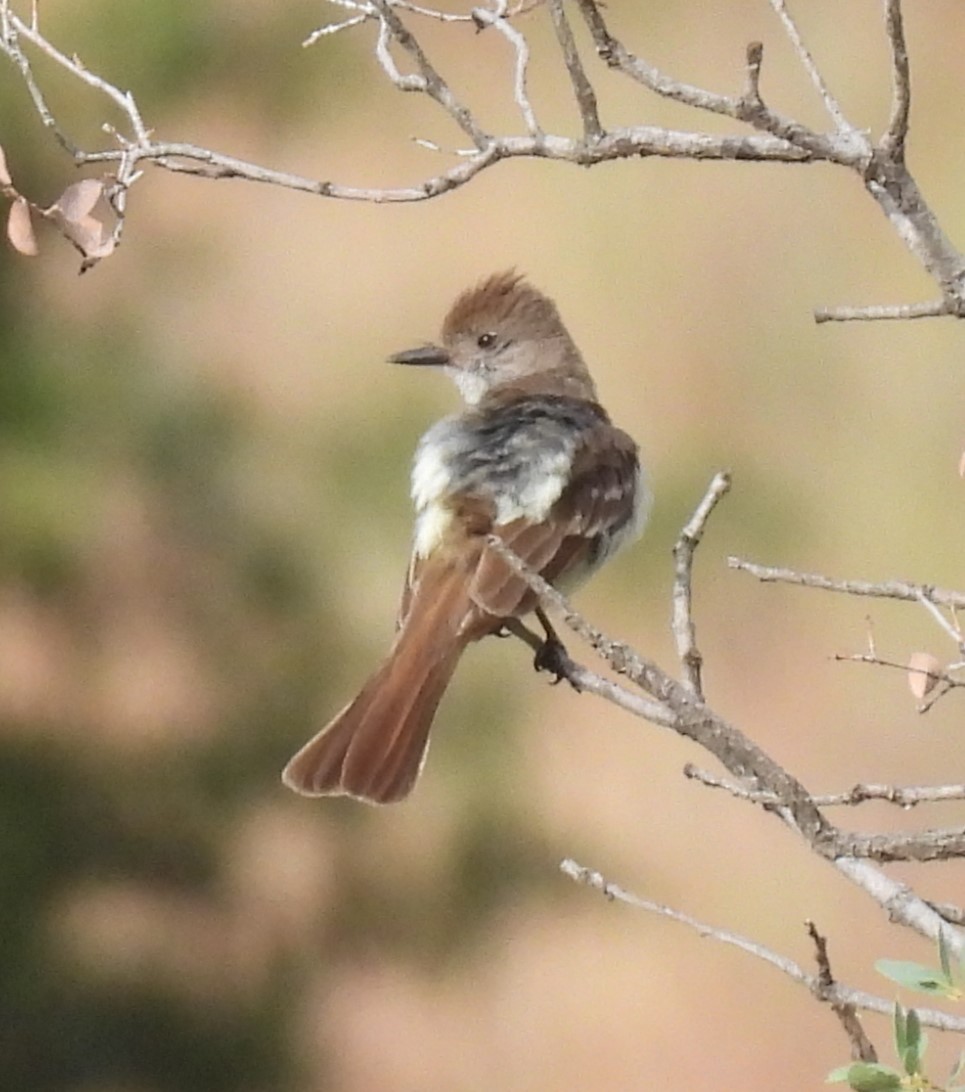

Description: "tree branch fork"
485 469 965 1035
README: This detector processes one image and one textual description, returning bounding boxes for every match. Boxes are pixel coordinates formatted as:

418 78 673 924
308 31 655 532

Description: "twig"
503 617 676 726
303 12 369 45
917 593 964 651
371 0 490 146
493 536 965 873
575 0 832 164
548 0 601 141
881 0 911 161
728 558 965 610
6 6 148 143
834 856 964 958
575 0 735 117
742 40 764 103
807 921 878 1062
557 659 676 727
560 859 965 1034
488 531 831 846
0 4 78 156
576 0 874 169
834 646 960 681
4 0 964 325
833 651 962 712
671 471 731 698
684 766 965 809
814 300 954 323
680 765 965 861
927 901 965 927
577 0 838 162
472 5 542 139
767 0 852 134
838 827 965 864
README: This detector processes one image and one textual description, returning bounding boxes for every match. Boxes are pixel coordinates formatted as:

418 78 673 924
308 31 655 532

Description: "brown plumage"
283 557 482 803
282 273 647 804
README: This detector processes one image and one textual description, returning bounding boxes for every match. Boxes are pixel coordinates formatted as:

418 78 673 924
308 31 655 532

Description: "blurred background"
1 1 963 1089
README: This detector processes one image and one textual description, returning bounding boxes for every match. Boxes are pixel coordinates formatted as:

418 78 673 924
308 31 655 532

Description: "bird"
282 271 649 804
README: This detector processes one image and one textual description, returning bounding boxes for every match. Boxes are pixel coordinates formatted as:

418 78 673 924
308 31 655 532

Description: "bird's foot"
534 635 582 692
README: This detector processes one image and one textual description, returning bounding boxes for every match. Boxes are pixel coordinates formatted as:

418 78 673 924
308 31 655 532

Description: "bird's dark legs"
500 610 581 691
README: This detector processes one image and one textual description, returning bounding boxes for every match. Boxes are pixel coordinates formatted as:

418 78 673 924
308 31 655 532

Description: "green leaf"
901 1044 920 1077
894 1000 925 1076
901 1007 922 1074
893 1002 906 1056
876 958 956 996
904 1007 920 1048
826 1062 903 1092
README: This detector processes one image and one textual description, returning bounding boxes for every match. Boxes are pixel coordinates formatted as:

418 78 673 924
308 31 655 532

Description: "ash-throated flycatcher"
283 272 649 804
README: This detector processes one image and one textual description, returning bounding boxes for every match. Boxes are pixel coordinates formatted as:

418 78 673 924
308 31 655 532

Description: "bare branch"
928 902 965 927
808 922 878 1062
489 530 832 847
560 859 965 1034
881 0 911 161
681 768 965 863
742 40 764 103
472 6 542 139
575 0 751 124
304 0 494 45
0 4 80 157
548 0 601 141
684 766 965 809
728 558 965 611
575 2 860 163
370 0 490 146
837 826 965 864
767 0 852 134
541 656 678 728
835 857 964 955
671 471 732 697
2 0 962 322
6 5 148 143
917 593 964 651
303 13 368 46
833 651 962 712
814 300 953 323
861 163 965 310
490 533 965 940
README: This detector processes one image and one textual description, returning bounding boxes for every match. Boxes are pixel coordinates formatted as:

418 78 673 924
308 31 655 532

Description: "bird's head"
389 271 596 404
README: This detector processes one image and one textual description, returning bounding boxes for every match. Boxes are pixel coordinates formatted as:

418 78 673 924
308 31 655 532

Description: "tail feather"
282 562 475 804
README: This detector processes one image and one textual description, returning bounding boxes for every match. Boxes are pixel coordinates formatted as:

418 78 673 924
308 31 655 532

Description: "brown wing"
469 422 640 620
398 422 639 633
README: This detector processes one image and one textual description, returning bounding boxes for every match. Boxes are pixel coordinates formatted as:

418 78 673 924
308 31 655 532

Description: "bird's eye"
476 332 497 349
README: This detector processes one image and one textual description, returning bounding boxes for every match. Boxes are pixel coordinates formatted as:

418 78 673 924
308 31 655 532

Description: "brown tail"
281 562 476 804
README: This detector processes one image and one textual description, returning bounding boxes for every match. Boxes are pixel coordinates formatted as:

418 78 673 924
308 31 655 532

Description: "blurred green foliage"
0 7 568 1090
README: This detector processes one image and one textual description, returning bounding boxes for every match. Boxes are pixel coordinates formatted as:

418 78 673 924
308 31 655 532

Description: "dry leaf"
958 449 965 478
53 178 104 222
907 651 942 700
7 197 38 256
0 144 11 188
61 213 115 261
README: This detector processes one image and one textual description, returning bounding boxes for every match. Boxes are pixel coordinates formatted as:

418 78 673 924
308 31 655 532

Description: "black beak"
388 343 450 367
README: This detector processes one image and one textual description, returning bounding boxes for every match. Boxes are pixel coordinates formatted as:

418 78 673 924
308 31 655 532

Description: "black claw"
533 636 582 692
